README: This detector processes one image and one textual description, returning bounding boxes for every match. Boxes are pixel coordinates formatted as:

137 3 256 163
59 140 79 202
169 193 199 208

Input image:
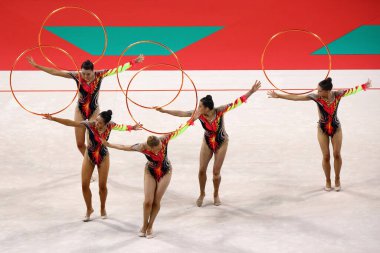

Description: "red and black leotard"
69 71 104 119
132 135 172 182
307 83 368 137
69 61 135 120
131 120 194 181
81 121 134 165
198 96 247 152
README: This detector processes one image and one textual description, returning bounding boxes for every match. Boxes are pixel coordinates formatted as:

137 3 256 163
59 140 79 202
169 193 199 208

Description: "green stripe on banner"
312 25 380 55
44 26 223 56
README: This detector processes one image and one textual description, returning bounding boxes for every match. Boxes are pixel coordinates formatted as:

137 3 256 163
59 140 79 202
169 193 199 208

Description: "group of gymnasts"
27 55 372 239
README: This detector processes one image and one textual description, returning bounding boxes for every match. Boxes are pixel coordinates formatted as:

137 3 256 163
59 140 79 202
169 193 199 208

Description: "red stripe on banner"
1 0 379 70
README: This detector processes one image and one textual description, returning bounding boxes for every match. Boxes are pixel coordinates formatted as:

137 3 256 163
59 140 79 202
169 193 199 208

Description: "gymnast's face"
317 85 330 98
198 102 211 115
81 69 95 82
95 115 106 130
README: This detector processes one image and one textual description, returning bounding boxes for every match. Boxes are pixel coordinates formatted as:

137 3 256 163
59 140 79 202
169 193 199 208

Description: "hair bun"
200 95 215 110
99 110 113 123
326 77 332 83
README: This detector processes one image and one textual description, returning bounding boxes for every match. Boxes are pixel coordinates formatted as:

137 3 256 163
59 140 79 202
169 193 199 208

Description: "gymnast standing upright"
43 110 141 221
267 78 372 191
156 81 261 206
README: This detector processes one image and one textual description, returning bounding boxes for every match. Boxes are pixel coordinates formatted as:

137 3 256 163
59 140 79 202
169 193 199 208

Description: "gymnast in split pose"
102 117 196 238
43 110 141 221
28 55 144 180
267 77 372 191
156 81 261 207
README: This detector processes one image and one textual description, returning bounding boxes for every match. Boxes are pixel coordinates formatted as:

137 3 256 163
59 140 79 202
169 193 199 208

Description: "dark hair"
319 77 333 91
81 60 94 71
99 110 112 124
200 95 214 110
147 136 160 147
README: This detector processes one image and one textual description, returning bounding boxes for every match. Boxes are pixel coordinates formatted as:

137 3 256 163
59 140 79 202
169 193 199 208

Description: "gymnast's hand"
42 114 53 121
133 122 143 130
26 56 37 67
366 79 372 88
135 54 144 63
100 138 109 147
267 90 279 98
155 107 165 113
192 110 201 120
251 80 261 93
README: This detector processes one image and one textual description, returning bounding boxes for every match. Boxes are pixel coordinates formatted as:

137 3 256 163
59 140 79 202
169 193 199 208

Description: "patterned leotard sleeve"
336 83 369 98
111 123 135 132
163 118 195 142
99 60 135 78
217 95 248 114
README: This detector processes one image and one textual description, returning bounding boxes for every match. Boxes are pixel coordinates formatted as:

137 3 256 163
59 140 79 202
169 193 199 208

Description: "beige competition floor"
1 70 379 253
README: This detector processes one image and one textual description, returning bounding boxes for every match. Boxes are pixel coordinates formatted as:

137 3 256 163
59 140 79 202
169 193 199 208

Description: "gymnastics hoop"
261 29 332 95
125 63 198 135
38 6 108 69
117 40 184 109
9 45 80 116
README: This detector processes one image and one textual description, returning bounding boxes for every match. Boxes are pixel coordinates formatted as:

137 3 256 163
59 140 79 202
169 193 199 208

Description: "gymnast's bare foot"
196 194 205 207
214 195 221 206
138 226 147 237
335 178 341 191
83 208 94 222
146 228 154 239
100 209 107 219
324 179 332 192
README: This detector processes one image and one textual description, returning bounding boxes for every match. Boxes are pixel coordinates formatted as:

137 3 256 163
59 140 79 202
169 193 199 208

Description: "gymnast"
156 81 261 206
267 78 372 191
43 110 141 221
102 117 196 238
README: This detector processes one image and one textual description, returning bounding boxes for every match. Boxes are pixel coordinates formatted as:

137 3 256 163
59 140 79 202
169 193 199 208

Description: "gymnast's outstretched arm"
27 56 72 78
43 114 85 128
102 139 141 151
100 54 144 78
217 80 261 112
337 79 372 97
155 108 193 117
267 90 311 101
